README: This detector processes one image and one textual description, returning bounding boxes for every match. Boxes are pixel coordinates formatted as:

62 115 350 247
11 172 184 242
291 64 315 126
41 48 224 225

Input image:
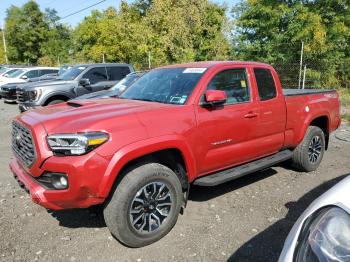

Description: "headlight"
47 132 109 156
295 207 350 261
28 89 42 101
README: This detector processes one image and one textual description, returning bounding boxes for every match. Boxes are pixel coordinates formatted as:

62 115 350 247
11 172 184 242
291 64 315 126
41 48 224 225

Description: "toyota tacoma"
9 61 341 247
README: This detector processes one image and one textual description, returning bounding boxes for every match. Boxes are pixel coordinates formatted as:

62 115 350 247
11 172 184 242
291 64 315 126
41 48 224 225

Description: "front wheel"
292 126 325 172
103 163 183 247
47 99 65 105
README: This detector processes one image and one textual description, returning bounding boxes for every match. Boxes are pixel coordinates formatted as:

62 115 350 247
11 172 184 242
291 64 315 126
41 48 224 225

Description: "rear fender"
295 112 330 146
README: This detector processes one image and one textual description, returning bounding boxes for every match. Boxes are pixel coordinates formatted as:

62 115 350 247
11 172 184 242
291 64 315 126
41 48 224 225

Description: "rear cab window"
253 68 277 101
39 69 58 76
107 66 131 81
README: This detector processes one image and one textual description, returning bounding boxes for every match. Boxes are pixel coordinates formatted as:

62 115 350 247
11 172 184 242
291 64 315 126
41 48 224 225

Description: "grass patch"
342 113 350 123
337 88 350 123
338 88 350 108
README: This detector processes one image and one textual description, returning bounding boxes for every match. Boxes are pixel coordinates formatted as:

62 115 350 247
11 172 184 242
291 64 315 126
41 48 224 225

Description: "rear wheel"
292 126 325 172
103 163 183 247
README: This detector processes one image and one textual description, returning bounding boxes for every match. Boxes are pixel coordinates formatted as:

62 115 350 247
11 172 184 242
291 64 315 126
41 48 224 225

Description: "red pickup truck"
9 61 341 247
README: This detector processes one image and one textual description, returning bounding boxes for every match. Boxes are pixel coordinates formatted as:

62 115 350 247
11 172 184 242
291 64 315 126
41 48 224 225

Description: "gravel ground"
0 101 349 262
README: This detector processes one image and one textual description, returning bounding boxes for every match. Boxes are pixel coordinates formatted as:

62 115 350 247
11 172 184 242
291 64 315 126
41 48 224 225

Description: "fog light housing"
36 172 69 190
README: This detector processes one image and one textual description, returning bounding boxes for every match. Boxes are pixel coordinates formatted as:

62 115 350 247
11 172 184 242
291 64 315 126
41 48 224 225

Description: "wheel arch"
98 137 197 199
297 114 330 150
43 93 71 106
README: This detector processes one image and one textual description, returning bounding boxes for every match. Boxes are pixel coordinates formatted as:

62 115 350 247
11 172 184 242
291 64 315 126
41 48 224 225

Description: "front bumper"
9 151 109 210
0 89 17 102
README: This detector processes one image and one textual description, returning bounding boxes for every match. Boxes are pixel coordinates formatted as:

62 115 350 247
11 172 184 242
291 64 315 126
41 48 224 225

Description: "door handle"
244 112 258 118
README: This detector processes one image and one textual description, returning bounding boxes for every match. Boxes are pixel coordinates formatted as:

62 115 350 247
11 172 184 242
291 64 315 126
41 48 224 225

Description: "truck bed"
283 89 335 96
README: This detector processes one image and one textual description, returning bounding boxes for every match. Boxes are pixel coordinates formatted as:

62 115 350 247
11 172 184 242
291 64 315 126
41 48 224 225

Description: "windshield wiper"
129 98 163 103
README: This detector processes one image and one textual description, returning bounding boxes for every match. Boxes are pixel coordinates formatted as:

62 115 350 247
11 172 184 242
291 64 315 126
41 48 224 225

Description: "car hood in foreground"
279 175 350 261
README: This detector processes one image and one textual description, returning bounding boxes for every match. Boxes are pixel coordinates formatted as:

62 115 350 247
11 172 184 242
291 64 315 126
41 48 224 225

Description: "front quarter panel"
97 135 197 198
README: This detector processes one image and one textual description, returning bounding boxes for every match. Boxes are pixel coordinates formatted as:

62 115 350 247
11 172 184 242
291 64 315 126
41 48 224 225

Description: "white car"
0 67 58 86
0 67 23 77
279 175 350 262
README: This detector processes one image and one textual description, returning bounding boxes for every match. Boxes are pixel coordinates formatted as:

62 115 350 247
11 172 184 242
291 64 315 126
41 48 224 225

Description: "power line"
59 0 106 21
58 0 96 15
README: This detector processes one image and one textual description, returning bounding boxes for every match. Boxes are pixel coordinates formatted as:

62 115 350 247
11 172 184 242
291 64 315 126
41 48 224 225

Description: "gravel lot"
0 101 349 262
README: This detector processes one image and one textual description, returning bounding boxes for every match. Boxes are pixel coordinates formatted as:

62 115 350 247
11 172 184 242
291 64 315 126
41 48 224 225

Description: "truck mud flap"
193 149 293 187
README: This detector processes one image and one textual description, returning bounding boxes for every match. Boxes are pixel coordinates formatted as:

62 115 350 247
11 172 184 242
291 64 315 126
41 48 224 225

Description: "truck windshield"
120 68 205 105
7 69 25 78
57 66 86 81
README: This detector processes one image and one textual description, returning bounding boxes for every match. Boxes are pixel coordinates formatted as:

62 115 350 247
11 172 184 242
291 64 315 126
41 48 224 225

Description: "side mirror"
79 78 90 86
202 90 227 107
21 75 28 80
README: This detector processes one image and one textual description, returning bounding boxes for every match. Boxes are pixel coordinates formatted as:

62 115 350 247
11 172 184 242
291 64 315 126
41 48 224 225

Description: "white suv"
0 67 58 86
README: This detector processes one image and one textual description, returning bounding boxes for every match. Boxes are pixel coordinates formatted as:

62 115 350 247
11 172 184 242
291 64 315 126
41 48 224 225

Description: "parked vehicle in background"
0 67 60 103
10 61 340 247
0 65 29 77
0 67 59 86
73 71 146 100
0 68 24 99
57 65 72 76
0 67 21 77
279 175 350 262
27 65 71 83
17 63 134 112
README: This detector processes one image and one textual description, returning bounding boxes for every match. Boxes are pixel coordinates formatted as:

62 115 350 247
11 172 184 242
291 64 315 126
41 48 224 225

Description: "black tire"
47 99 65 105
292 126 325 172
103 163 183 247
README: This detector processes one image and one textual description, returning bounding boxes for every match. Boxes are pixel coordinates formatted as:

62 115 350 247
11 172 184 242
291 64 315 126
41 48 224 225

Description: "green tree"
5 1 73 65
74 0 230 69
231 0 350 88
40 8 72 65
5 1 47 64
0 29 5 64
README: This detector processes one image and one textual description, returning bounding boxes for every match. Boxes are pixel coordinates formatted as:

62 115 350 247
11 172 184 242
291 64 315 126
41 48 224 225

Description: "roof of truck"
160 61 271 69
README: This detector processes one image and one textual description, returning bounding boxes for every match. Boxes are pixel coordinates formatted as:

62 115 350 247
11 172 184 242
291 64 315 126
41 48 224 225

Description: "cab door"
252 67 286 155
77 67 109 96
195 67 260 175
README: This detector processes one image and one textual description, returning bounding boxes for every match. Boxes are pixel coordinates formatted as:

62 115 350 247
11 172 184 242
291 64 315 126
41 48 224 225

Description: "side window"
23 70 39 78
206 68 250 104
82 67 108 84
39 69 55 76
254 68 277 101
107 66 131 81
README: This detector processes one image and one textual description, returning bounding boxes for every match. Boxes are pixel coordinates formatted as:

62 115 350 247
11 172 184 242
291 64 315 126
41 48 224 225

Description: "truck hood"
23 98 168 134
20 79 74 90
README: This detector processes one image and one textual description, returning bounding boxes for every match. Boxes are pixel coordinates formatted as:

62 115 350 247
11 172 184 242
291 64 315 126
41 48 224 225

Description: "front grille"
1 87 16 100
16 88 29 102
12 121 36 167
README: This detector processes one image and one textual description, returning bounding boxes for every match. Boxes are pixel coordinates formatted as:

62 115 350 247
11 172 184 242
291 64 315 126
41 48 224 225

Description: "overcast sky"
0 0 238 27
